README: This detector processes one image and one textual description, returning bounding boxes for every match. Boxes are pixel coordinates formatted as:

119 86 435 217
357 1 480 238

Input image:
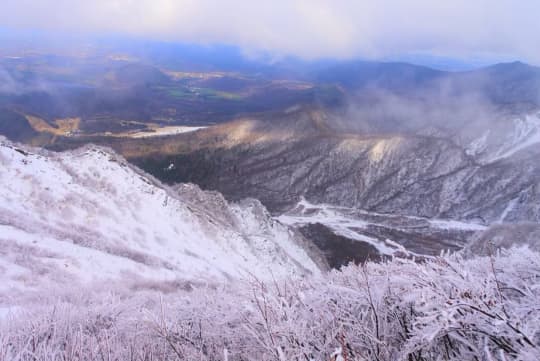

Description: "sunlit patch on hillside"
369 137 403 162
25 115 81 136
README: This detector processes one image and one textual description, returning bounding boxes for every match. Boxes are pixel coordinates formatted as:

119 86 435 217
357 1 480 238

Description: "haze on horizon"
0 0 539 65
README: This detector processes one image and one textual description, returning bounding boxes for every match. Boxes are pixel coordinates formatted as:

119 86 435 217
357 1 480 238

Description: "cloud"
1 0 539 62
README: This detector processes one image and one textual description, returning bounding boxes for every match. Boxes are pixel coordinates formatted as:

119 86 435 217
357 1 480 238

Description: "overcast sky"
1 0 539 63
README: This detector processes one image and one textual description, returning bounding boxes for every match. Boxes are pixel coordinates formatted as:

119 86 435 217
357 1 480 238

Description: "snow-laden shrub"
1 247 539 361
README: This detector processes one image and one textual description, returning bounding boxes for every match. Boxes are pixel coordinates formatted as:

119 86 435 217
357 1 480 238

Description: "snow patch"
428 219 487 231
129 126 207 138
498 197 519 223
488 113 540 162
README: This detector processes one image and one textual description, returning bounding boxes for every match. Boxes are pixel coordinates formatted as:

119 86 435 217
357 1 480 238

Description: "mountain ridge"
0 137 324 302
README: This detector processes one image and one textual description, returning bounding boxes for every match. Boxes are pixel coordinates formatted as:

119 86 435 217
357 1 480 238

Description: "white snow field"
128 125 207 138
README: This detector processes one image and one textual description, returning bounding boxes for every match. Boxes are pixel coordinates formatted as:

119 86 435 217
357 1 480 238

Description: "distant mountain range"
1 53 539 142
1 49 540 266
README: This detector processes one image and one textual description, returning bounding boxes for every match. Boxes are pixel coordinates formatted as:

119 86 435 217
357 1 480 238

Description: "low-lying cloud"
1 0 539 63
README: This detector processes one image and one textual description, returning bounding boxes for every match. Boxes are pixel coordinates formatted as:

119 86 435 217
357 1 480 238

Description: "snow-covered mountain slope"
465 112 540 163
0 138 322 297
130 109 540 225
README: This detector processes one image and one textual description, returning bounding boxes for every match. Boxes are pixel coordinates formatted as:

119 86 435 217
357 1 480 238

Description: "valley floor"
278 198 487 263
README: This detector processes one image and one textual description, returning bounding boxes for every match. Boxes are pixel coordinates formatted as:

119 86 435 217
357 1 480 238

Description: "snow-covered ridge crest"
0 138 321 297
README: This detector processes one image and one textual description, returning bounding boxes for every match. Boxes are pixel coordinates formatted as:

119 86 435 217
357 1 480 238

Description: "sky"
0 0 539 63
